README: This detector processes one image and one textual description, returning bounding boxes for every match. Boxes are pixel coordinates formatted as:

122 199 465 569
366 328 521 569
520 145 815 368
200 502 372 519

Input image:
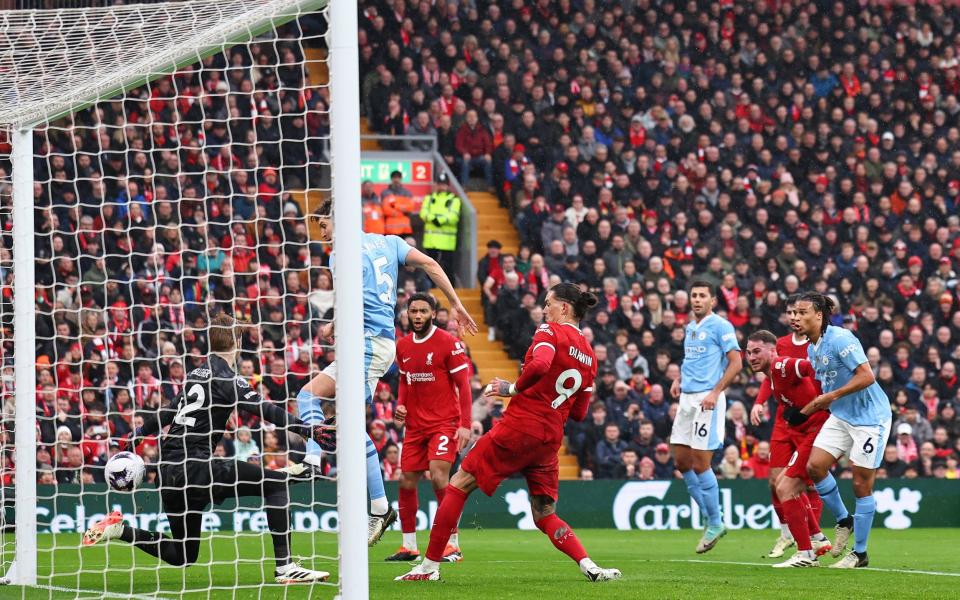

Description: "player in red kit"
386 293 472 563
750 296 825 558
396 284 621 583
746 330 832 567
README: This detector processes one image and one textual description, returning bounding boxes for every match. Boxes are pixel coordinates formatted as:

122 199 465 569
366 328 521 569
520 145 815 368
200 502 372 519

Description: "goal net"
0 0 370 597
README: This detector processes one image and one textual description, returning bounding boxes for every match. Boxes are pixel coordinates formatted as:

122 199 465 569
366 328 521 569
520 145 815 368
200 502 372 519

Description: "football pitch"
6 528 959 599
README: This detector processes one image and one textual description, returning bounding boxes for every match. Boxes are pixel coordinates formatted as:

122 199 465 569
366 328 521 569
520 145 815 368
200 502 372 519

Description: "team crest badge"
426 352 434 366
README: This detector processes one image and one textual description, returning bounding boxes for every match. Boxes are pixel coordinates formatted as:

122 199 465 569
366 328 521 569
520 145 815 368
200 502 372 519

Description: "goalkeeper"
83 313 331 584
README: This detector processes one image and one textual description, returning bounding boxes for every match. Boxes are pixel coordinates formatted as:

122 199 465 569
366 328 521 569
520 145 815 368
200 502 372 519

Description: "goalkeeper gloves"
783 407 810 427
312 416 337 453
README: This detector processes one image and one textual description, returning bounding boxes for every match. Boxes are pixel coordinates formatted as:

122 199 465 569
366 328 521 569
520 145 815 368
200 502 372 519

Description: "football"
105 451 145 492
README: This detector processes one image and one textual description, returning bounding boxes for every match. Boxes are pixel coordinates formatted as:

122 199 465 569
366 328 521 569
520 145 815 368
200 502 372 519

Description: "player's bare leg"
396 470 479 581
387 470 423 561
690 449 726 553
806 448 853 558
299 371 395 545
529 494 621 581
765 466 794 558
429 459 463 562
830 466 877 569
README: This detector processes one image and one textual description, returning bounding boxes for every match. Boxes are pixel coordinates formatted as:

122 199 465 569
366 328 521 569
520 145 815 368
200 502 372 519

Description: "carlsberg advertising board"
16 480 957 534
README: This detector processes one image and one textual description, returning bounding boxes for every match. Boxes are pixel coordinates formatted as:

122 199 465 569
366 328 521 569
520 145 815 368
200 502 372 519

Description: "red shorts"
460 422 559 501
784 426 819 484
400 426 458 472
769 419 793 469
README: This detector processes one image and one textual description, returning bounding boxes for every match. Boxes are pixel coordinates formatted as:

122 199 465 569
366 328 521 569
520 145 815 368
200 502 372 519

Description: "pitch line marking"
669 558 960 578
34 583 178 599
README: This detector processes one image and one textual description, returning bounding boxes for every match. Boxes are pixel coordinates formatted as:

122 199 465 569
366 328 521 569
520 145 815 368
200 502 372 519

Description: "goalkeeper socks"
853 495 876 553
696 469 722 527
782 497 812 551
813 472 849 521
681 470 706 517
535 513 588 564
296 390 324 457
808 490 824 524
399 486 418 538
425 485 467 562
366 436 388 513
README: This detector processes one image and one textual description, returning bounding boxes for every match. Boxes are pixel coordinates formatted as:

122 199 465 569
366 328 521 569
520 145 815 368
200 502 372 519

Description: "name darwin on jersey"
568 346 593 367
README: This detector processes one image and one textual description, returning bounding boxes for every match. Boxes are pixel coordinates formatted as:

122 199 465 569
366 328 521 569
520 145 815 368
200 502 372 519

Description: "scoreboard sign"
359 159 433 185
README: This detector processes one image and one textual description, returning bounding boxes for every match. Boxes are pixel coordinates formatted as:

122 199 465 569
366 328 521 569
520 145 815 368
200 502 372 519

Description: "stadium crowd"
358 0 960 483
4 0 960 489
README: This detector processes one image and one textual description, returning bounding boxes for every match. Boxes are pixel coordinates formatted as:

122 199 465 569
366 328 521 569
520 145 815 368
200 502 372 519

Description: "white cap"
897 423 913 435
882 132 895 141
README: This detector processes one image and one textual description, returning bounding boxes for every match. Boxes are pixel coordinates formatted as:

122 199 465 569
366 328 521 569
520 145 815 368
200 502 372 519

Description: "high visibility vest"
419 191 460 251
382 194 413 236
363 202 385 234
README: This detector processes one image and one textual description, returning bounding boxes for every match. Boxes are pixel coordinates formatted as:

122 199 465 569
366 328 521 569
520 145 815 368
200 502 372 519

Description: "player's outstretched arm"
404 247 478 336
134 391 182 441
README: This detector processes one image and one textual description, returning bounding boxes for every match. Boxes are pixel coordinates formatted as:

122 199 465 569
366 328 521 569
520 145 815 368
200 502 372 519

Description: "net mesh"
1 1 345 596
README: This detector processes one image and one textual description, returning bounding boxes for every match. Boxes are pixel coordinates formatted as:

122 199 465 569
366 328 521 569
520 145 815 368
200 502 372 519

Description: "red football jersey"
396 326 471 431
756 333 820 415
501 322 597 445
767 356 829 433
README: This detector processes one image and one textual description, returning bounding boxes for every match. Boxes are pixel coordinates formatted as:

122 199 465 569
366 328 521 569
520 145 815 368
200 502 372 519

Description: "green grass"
4 528 959 599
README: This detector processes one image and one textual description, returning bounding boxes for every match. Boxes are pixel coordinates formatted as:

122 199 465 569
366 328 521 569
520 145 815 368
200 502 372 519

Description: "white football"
105 451 145 491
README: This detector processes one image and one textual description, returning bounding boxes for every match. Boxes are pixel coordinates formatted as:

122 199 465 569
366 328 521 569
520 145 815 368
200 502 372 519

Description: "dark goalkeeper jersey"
142 354 309 463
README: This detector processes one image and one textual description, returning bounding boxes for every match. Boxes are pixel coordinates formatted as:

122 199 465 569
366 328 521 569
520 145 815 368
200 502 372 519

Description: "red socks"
535 514 588 564
807 490 824 526
782 496 812 551
399 486 418 534
771 489 784 524
801 492 821 535
425 485 466 562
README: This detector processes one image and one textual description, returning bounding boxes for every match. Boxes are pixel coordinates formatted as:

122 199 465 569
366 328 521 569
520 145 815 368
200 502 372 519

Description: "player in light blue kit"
669 281 742 554
792 292 890 569
299 198 478 546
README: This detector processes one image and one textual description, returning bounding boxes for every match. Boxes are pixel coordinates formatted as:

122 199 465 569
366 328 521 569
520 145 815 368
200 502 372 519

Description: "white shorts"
813 414 891 469
670 391 726 451
321 336 395 402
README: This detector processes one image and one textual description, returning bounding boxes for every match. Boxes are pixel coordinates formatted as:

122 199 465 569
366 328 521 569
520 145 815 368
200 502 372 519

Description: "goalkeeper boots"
82 510 124 546
275 561 330 584
368 507 398 546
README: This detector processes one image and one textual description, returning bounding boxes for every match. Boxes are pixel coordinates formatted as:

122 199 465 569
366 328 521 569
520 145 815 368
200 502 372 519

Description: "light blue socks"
853 495 876 553
696 469 722 527
814 472 850 522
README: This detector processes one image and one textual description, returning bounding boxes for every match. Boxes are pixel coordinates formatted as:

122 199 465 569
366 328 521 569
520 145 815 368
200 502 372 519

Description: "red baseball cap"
908 256 923 267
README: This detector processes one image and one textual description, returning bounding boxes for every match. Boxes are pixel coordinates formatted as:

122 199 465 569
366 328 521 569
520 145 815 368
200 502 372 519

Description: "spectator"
455 109 492 187
881 445 909 479
719 445 743 481
744 441 772 481
652 443 676 480
595 423 627 480
894 407 935 446
896 423 920 464
234 426 260 463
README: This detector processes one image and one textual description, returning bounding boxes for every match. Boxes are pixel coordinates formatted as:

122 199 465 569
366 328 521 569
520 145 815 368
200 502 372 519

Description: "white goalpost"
0 1 368 598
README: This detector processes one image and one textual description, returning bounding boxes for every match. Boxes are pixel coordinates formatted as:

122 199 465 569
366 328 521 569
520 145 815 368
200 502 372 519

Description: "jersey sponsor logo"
537 324 554 335
426 352 434 366
243 391 257 399
451 341 466 356
568 346 594 367
405 372 437 384
684 345 708 356
189 368 211 378
839 343 858 358
721 332 736 341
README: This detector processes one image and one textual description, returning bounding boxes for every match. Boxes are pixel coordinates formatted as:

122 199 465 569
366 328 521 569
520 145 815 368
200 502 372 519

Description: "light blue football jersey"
808 325 889 426
330 232 409 340
680 313 740 393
